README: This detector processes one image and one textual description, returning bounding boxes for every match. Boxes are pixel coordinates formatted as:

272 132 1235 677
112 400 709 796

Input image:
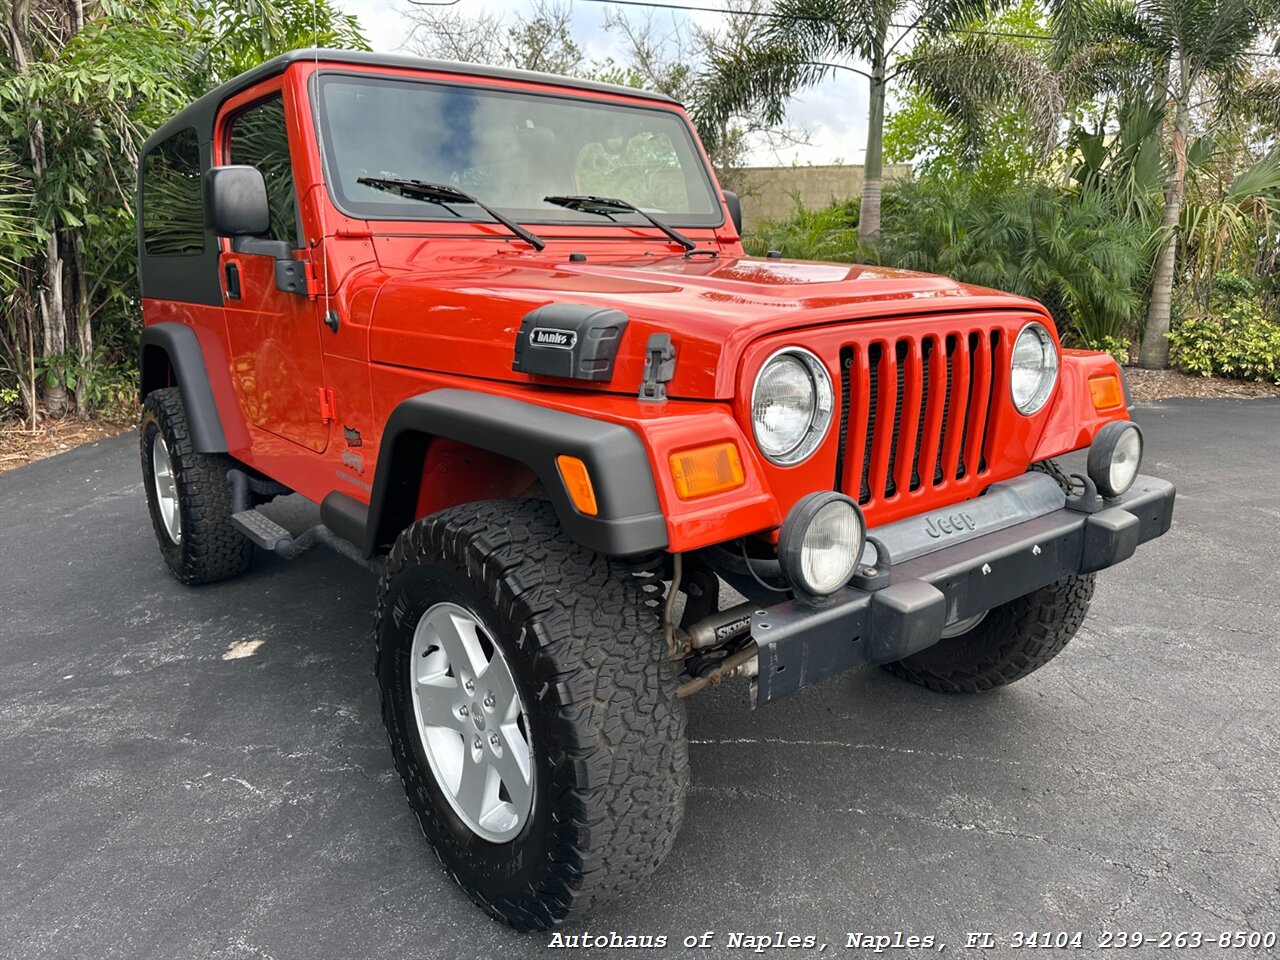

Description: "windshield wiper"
356 176 546 251
543 194 696 252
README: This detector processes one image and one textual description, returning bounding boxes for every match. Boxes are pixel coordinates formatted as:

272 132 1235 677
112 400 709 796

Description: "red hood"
363 248 1047 400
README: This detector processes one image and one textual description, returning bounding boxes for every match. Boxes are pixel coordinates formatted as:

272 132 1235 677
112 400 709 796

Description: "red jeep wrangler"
135 50 1174 930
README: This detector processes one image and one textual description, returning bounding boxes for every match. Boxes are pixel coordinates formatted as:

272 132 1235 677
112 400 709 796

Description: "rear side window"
228 96 300 247
142 128 205 256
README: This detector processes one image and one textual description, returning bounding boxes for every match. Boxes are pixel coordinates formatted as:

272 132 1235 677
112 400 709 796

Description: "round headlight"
1010 322 1059 414
751 348 834 465
1087 421 1143 497
778 492 866 597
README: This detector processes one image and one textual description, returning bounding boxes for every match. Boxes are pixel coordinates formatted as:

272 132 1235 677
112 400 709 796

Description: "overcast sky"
330 0 871 166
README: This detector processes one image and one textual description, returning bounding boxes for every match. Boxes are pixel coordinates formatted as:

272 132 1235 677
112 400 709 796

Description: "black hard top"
141 48 679 153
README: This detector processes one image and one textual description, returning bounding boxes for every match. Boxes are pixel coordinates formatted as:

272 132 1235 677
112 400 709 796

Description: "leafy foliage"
879 175 1147 347
193 0 368 85
885 0 1058 187
742 199 870 261
696 0 1002 242
0 0 369 422
1169 273 1280 382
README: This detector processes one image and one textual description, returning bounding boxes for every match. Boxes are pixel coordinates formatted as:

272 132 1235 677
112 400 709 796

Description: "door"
219 93 330 454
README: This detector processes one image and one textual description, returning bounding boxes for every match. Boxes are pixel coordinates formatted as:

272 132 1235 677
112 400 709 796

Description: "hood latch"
639 334 676 402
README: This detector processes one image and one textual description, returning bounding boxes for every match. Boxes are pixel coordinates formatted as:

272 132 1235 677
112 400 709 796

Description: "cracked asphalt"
1 399 1277 960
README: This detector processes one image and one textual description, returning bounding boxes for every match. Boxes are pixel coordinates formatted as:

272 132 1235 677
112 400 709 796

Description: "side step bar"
228 470 381 574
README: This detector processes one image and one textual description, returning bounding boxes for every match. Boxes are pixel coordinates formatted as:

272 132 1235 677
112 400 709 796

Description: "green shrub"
1169 287 1280 384
36 347 139 422
743 199 870 263
0 383 20 418
1089 335 1131 364
878 176 1146 350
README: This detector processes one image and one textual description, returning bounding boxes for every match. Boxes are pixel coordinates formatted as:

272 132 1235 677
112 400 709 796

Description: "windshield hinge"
639 334 676 402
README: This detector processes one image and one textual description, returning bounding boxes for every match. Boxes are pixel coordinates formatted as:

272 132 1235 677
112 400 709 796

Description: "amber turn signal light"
1089 374 1124 411
556 455 598 516
670 442 746 500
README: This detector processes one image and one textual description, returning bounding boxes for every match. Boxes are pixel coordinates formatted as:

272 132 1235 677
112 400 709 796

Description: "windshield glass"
313 73 722 227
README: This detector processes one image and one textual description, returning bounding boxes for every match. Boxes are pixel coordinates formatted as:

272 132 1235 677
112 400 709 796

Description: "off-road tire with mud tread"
139 387 253 585
882 573 1096 693
374 498 688 932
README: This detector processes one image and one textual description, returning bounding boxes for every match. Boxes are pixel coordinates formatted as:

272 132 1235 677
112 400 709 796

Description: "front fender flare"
361 389 669 558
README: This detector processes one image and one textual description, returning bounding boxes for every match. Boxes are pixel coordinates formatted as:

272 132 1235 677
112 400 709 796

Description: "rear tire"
140 388 253 585
375 499 688 931
882 573 1096 693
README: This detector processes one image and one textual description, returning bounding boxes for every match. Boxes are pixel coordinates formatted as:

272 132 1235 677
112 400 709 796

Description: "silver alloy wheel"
410 601 534 843
151 434 182 544
940 610 987 639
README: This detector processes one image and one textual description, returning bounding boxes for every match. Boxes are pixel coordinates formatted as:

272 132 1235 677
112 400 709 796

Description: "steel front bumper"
750 472 1175 707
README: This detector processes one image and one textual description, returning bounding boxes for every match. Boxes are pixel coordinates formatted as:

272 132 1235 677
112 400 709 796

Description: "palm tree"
696 0 994 245
1053 0 1277 368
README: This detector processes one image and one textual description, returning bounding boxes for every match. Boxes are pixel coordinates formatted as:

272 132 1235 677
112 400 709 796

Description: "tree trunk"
39 230 69 414
7 0 71 413
73 234 91 412
860 45 887 247
1139 61 1190 370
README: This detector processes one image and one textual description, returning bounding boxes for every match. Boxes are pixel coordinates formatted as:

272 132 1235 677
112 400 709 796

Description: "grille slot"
858 343 881 504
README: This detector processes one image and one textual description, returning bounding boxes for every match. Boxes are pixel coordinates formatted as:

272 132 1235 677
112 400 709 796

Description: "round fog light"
778 492 866 598
1087 421 1143 497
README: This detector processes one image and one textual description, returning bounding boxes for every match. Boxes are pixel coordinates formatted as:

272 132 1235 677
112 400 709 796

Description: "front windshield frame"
309 70 725 229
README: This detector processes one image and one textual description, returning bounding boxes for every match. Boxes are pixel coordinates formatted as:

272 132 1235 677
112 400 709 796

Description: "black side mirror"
722 190 743 235
205 165 270 237
205 165 304 294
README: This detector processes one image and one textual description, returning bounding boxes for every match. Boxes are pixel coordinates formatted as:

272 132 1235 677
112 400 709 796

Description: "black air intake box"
512 303 629 381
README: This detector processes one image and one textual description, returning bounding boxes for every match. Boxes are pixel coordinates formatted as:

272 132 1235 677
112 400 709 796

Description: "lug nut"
464 679 475 694
483 693 495 710
489 734 500 748
459 705 469 717
473 736 482 750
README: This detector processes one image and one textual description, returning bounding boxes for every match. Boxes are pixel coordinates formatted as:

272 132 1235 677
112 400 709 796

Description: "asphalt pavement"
1 399 1277 960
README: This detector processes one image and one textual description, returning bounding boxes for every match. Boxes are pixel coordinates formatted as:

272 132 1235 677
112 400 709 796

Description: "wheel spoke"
478 656 518 717
414 684 465 732
456 753 492 819
427 609 488 679
490 724 533 814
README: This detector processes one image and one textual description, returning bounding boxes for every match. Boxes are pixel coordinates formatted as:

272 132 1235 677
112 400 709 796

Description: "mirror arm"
230 236 293 259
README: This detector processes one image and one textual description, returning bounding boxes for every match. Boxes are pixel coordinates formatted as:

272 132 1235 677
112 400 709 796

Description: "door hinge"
318 387 336 423
305 258 325 299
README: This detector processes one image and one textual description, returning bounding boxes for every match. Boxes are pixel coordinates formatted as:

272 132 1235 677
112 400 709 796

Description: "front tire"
375 499 688 931
140 388 253 585
882 573 1096 693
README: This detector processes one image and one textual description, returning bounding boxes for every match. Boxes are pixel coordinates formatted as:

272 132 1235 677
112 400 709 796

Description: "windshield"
313 73 723 227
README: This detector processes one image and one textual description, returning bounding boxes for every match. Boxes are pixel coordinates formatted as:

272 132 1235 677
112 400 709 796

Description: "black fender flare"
139 323 239 453
347 389 669 558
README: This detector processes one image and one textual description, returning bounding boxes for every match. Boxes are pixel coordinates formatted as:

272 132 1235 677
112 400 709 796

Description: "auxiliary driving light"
778 492 866 598
1087 421 1143 498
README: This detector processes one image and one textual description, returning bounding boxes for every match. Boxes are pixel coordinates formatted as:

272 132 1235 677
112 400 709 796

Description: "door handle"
224 263 241 301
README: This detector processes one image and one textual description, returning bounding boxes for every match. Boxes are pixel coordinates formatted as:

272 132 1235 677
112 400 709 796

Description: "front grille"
837 329 1001 505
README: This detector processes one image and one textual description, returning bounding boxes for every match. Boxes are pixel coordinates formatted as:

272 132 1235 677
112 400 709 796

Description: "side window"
142 128 205 256
228 96 300 247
